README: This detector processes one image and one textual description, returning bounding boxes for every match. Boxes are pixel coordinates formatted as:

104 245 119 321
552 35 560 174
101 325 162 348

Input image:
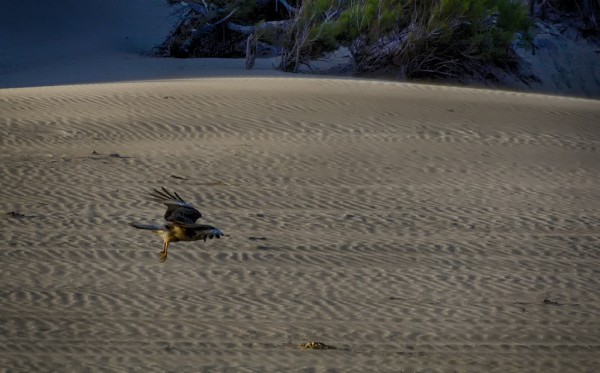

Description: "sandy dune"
1 77 599 371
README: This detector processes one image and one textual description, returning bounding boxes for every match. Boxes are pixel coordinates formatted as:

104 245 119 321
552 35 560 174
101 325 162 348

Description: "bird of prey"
131 187 225 263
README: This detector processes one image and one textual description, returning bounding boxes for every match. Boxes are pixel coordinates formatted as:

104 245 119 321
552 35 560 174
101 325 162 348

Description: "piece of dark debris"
171 174 187 180
249 236 267 241
91 151 130 159
298 341 337 350
6 211 36 219
543 298 562 305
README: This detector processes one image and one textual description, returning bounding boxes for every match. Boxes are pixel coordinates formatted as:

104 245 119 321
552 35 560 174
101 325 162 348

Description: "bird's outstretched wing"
173 223 225 242
149 187 202 224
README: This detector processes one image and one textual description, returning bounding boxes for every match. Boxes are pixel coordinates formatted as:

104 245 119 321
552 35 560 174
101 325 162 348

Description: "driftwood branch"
186 1 209 14
245 33 257 69
214 8 237 26
278 0 298 14
227 20 289 35
185 7 237 44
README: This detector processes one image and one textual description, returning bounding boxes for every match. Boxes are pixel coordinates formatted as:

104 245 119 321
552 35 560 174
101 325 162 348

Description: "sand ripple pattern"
1 78 599 372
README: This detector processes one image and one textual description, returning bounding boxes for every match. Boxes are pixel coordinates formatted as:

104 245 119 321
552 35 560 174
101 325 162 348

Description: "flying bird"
131 187 225 263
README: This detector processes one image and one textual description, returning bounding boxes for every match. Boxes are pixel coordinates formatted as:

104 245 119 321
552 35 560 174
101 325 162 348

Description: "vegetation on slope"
280 0 531 76
157 0 597 79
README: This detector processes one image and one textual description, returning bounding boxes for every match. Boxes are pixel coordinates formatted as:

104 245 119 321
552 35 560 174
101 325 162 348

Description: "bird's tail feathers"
130 222 164 231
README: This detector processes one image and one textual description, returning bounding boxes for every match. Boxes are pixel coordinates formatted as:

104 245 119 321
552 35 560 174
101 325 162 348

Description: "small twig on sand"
6 211 37 219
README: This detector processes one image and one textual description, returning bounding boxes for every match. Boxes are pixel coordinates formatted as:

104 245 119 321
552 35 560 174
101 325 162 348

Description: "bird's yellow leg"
160 241 169 263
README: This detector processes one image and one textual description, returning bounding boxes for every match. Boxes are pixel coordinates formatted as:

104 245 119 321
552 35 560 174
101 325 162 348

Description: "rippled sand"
1 78 599 372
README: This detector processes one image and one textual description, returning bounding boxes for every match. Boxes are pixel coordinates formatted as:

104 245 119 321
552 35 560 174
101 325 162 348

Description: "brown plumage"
131 187 225 262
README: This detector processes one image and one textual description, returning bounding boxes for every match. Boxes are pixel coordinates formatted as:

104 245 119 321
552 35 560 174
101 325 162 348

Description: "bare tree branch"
278 0 298 14
227 20 289 35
